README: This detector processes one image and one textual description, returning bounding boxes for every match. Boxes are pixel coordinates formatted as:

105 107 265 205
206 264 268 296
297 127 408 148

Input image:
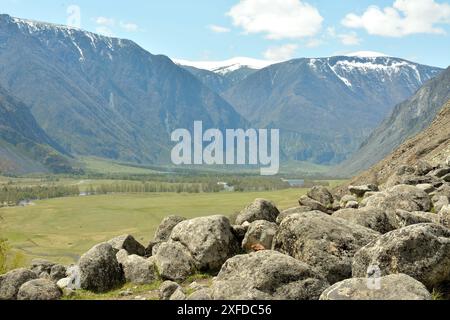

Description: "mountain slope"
336 66 450 177
335 98 450 193
223 56 442 164
0 86 74 174
0 14 247 164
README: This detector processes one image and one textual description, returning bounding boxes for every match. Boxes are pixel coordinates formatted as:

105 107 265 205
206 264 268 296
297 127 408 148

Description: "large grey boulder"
107 234 146 256
170 215 240 271
235 199 280 225
211 251 328 300
298 195 329 213
78 243 125 293
154 241 196 281
332 207 395 234
146 215 187 255
49 265 67 282
348 185 379 197
276 206 312 224
307 186 334 208
364 185 432 213
121 254 158 285
17 279 62 300
242 220 278 252
273 211 380 284
320 274 432 300
352 223 450 290
394 210 441 228
0 268 37 300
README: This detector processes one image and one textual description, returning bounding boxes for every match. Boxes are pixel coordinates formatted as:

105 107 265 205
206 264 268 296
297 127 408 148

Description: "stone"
438 205 450 228
30 259 55 276
332 207 395 234
348 185 379 197
446 156 450 167
211 251 329 300
432 195 449 213
153 215 186 243
56 277 71 290
339 195 358 208
320 274 432 300
188 288 212 300
273 211 380 284
159 281 182 300
242 220 278 252
442 173 450 182
121 255 158 284
170 288 187 300
154 241 196 281
170 215 240 271
307 186 334 207
235 199 280 225
352 223 450 290
396 165 416 176
276 206 312 224
394 210 440 228
50 265 67 282
429 167 450 178
17 279 62 300
107 234 146 256
299 195 329 213
231 225 248 243
415 161 434 176
416 184 435 194
345 201 359 209
78 243 125 293
0 268 37 300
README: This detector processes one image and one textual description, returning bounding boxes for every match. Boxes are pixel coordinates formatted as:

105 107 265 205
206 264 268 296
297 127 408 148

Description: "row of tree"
0 185 80 206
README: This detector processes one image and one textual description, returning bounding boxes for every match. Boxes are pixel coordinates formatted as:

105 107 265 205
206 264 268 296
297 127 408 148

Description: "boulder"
339 195 358 208
332 207 395 234
394 210 440 228
432 195 449 213
159 281 181 300
273 211 380 284
17 279 62 300
397 165 416 176
416 184 435 194
231 225 248 243
348 185 379 197
210 251 329 300
153 215 186 243
0 268 37 300
352 223 450 290
415 161 434 176
121 255 158 285
78 243 125 293
299 195 328 213
154 241 196 281
307 186 334 207
442 173 450 182
276 206 312 224
107 234 146 256
30 259 55 276
364 185 431 213
170 215 240 271
320 274 431 300
345 201 359 209
170 288 187 300
235 199 280 225
429 167 450 178
188 288 213 300
56 277 71 290
438 205 450 228
49 265 67 282
242 220 278 252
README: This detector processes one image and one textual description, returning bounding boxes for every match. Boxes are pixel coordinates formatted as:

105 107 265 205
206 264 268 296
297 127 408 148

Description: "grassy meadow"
0 188 305 265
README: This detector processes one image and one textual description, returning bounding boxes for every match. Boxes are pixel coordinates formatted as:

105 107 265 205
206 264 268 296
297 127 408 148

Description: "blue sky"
1 0 450 67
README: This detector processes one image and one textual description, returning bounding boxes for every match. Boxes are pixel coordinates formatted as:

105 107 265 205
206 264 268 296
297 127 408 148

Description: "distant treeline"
0 185 80 205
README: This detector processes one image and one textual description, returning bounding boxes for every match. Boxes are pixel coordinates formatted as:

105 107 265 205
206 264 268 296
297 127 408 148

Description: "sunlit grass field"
0 189 306 265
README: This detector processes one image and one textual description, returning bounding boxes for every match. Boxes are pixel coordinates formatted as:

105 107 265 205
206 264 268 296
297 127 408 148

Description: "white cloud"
208 25 231 33
120 21 140 32
342 0 450 37
95 16 115 27
95 26 114 37
227 0 323 39
263 44 298 60
339 32 361 45
305 39 323 48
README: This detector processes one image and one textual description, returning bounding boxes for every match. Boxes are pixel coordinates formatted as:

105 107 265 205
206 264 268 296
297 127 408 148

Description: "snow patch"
173 57 278 74
344 51 389 58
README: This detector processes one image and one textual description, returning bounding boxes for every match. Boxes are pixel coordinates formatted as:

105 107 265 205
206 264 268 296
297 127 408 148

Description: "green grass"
0 189 305 265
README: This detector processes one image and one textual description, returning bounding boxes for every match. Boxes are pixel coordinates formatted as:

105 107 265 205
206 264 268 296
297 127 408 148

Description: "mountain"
221 55 442 164
335 98 450 194
0 14 247 165
175 57 276 94
0 85 74 174
336 66 450 177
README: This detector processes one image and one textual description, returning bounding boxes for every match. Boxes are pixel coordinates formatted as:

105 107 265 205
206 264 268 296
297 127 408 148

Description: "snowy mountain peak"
344 51 390 58
173 57 278 75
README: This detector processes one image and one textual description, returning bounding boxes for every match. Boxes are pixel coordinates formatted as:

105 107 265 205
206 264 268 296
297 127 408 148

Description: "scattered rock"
0 268 37 300
78 243 125 293
415 161 434 176
394 210 440 228
276 206 312 224
121 255 159 285
170 215 240 271
438 205 450 228
56 277 71 290
242 220 278 253
352 223 450 290
159 281 181 300
273 211 380 284
429 167 450 178
332 207 395 234
397 165 416 176
307 186 334 208
119 289 133 297
154 241 196 281
50 265 67 282
349 185 379 197
339 195 358 208
170 288 187 300
320 274 432 300
153 215 186 243
211 251 329 300
299 195 328 213
188 288 212 300
432 195 449 213
17 279 62 300
30 259 55 276
235 199 280 225
416 184 435 194
107 234 146 256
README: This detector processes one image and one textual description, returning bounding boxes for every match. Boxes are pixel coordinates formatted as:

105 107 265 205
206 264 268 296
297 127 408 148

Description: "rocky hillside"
0 14 247 164
0 85 74 174
2 159 450 300
336 67 450 176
